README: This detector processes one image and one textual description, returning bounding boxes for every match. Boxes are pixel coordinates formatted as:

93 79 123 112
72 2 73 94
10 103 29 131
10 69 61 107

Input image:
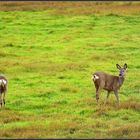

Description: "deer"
92 63 128 106
0 75 8 107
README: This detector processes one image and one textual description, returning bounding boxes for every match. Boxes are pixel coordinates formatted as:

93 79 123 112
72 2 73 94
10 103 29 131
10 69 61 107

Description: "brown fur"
0 75 8 107
92 64 127 105
94 72 124 92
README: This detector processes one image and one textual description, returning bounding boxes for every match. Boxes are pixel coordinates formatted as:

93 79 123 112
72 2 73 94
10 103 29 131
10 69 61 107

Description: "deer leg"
0 93 2 107
114 91 119 106
96 87 101 103
3 92 6 106
104 91 110 104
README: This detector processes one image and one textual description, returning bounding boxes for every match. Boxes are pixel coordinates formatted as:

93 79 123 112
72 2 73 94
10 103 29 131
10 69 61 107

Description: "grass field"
0 2 140 138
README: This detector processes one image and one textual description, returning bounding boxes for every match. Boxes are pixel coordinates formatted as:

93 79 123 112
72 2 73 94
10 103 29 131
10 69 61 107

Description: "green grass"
0 9 140 138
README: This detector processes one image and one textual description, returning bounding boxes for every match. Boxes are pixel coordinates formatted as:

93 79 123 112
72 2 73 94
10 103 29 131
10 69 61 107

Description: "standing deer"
92 64 127 105
0 75 8 107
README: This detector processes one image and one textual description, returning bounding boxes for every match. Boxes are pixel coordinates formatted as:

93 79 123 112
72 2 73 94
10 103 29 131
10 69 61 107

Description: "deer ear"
124 63 127 70
116 64 121 70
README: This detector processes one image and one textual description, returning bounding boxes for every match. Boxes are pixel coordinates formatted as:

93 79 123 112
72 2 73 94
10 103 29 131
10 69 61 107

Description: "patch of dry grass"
0 119 84 138
0 125 47 138
119 98 140 111
89 53 127 62
108 123 140 138
0 110 25 124
60 83 79 93
0 2 140 16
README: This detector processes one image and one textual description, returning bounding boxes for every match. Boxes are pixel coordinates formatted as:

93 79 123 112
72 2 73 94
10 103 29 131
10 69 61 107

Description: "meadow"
0 1 140 138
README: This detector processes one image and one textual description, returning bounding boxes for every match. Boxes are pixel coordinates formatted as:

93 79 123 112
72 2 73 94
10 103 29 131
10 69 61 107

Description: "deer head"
116 63 127 77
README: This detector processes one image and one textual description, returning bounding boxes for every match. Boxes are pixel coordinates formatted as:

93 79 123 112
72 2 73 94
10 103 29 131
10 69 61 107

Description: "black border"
1 0 140 2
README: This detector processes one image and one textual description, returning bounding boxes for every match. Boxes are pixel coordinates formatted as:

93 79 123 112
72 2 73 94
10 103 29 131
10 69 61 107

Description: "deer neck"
119 76 125 87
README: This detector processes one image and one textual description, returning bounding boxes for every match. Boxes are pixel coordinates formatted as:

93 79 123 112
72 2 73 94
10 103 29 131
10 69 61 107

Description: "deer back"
93 71 121 91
